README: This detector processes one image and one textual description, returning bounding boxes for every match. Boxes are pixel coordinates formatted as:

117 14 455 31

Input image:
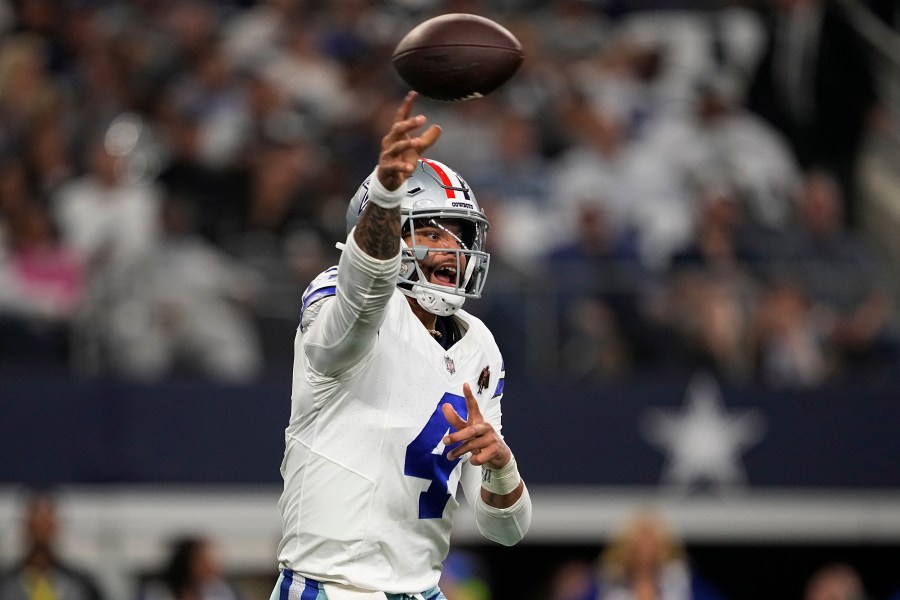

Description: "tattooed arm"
354 202 401 260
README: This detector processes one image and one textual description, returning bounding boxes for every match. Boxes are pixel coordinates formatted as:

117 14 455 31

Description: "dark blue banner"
2 373 898 489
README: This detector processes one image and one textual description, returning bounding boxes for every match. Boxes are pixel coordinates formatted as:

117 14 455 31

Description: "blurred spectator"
0 490 105 600
424 96 507 193
595 509 728 600
547 98 639 260
0 33 65 155
671 185 760 277
575 27 691 145
50 130 164 375
218 135 328 299
702 4 766 99
803 563 869 600
666 185 763 382
439 550 492 600
0 202 83 320
746 0 881 227
258 17 354 128
0 201 83 370
135 537 242 600
0 157 34 246
685 76 802 230
102 195 264 383
767 170 900 382
658 271 753 385
546 559 597 600
221 0 300 72
159 38 248 169
750 279 829 388
461 108 552 266
532 0 611 62
559 92 697 271
51 133 162 274
542 203 645 378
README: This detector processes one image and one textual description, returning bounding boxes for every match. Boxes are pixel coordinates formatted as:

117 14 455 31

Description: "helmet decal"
356 179 370 217
421 158 472 201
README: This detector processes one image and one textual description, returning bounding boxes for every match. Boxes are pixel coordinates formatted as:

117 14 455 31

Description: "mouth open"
429 264 458 287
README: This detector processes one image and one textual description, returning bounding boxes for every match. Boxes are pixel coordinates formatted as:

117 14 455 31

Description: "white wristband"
481 456 521 496
367 168 405 210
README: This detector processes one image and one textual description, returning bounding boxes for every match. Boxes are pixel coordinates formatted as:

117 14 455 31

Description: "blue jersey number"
404 393 468 519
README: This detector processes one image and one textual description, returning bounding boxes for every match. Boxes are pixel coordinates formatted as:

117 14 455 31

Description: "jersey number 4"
404 393 468 519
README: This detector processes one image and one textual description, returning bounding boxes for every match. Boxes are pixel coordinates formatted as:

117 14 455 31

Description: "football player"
270 91 532 600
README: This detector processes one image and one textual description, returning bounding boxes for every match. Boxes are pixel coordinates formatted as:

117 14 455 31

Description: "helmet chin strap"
403 284 466 316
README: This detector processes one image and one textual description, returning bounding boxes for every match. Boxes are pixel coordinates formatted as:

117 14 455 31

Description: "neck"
25 545 54 572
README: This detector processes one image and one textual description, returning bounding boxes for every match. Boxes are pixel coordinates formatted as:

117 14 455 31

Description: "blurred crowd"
539 509 881 600
2 490 896 600
0 490 244 600
1 0 899 388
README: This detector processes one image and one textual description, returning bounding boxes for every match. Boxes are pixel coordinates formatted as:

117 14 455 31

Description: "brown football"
391 13 524 102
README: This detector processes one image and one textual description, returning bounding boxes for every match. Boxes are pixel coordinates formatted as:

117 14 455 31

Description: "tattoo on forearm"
354 204 401 259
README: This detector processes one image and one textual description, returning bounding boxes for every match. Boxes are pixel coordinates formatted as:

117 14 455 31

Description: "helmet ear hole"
399 239 417 280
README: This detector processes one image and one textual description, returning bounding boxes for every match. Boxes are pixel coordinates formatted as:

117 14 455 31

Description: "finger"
449 436 498 463
444 420 493 453
417 124 442 152
462 383 483 423
395 91 418 121
381 137 425 159
441 401 466 432
385 115 427 144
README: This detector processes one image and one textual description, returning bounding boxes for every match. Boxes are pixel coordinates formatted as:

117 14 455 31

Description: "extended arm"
303 93 441 376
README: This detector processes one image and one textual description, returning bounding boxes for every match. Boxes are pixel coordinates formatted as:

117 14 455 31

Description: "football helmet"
346 158 490 316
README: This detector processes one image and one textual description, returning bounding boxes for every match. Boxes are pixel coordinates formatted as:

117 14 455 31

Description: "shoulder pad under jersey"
300 266 338 322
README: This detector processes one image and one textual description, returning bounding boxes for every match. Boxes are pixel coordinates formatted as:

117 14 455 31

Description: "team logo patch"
444 356 456 375
477 366 491 394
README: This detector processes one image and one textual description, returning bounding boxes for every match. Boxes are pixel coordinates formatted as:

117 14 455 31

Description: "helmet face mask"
346 159 491 316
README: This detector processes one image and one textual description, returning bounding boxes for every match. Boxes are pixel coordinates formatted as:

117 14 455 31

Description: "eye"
415 228 442 241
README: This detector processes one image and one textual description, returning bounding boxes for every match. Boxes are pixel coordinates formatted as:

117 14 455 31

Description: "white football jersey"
275 237 506 594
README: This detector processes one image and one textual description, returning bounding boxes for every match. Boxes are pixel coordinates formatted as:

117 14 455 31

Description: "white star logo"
641 373 766 494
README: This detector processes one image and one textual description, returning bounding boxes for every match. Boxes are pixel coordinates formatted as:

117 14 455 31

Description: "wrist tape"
367 169 405 210
481 456 521 496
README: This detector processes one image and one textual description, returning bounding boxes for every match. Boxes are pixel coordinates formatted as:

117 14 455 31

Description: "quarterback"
270 91 532 600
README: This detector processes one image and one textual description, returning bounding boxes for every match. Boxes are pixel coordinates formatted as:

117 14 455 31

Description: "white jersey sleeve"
301 230 400 378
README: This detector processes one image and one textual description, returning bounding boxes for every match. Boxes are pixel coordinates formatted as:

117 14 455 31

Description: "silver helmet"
346 158 490 316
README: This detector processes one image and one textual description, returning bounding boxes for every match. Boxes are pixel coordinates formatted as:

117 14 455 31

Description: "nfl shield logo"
444 356 456 375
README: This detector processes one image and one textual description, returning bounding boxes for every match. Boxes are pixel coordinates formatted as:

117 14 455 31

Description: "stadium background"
2 0 900 599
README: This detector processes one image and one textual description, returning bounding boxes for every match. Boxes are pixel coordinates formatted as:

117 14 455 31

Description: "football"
391 13 524 102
